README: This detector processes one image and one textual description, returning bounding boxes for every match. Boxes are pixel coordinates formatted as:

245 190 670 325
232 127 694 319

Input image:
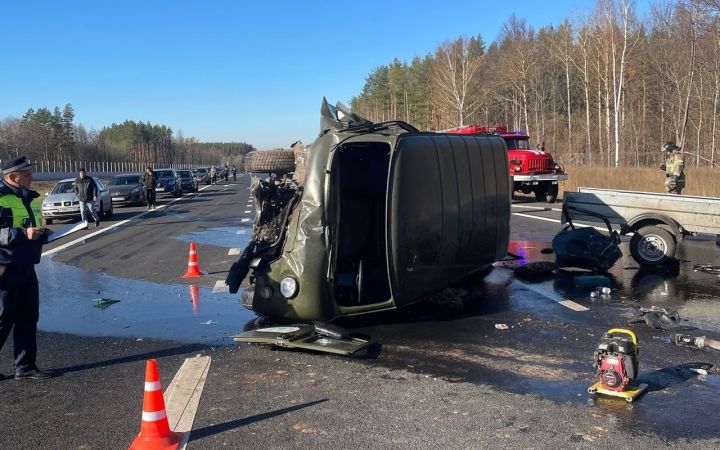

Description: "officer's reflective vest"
0 193 34 228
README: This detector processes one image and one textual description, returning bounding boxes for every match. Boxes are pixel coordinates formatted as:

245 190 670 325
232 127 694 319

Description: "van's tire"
546 184 559 203
245 150 296 174
629 225 676 266
314 323 350 340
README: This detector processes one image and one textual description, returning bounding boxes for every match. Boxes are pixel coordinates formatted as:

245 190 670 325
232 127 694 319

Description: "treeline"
350 0 720 167
0 104 255 168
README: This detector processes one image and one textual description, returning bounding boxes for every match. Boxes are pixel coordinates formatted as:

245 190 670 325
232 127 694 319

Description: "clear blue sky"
0 0 650 149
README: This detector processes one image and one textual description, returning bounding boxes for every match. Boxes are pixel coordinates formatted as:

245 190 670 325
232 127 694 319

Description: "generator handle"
606 328 638 346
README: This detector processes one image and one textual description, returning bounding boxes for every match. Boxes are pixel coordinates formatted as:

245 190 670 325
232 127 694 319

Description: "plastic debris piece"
574 274 611 287
92 298 120 309
599 287 611 295
590 291 599 298
513 261 558 282
495 323 509 330
638 306 696 331
693 264 720 275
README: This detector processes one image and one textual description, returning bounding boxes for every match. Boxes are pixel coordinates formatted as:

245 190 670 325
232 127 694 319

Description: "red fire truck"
443 124 567 203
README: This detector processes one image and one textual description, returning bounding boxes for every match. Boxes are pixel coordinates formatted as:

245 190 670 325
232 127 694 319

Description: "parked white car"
41 177 113 224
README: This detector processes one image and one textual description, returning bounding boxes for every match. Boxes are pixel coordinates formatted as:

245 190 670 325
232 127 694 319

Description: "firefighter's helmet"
663 141 679 153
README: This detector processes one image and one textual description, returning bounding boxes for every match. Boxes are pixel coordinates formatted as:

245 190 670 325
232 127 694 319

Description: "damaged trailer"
562 187 720 266
227 99 511 353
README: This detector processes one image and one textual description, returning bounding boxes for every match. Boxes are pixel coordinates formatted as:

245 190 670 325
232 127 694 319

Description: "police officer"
659 141 685 195
0 156 54 380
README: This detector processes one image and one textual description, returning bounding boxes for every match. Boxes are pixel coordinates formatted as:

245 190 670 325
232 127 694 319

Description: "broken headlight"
280 277 298 298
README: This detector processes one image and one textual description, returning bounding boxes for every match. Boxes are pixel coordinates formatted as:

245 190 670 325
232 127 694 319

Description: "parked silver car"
41 177 113 224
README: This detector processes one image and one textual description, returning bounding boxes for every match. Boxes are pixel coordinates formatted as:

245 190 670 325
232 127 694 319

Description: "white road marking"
42 185 211 257
236 230 246 235
243 210 251 214
228 248 240 255
511 211 609 232
511 204 562 212
164 355 212 450
212 280 229 293
512 276 590 312
557 300 591 312
241 218 251 223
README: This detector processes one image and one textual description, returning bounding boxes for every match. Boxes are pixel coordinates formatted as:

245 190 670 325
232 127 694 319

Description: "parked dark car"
154 168 182 197
177 169 198 192
192 167 211 185
107 173 144 206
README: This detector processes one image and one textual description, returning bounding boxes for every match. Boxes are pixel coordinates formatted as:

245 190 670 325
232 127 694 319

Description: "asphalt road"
1 177 719 449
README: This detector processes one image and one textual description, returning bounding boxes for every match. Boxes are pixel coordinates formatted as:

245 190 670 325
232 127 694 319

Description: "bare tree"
496 15 538 134
600 0 639 167
432 37 485 127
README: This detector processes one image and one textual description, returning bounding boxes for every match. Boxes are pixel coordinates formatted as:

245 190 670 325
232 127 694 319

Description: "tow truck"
443 125 567 203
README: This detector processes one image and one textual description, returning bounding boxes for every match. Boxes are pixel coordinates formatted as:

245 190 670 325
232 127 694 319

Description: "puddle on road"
507 238 720 332
38 257 255 345
173 225 252 249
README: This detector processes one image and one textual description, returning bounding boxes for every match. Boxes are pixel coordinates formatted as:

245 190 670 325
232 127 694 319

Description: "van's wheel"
546 184 559 203
245 150 296 173
533 186 548 202
314 323 351 340
629 225 676 266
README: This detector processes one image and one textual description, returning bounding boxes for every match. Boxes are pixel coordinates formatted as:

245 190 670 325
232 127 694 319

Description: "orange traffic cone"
129 359 181 450
188 284 200 316
182 243 202 278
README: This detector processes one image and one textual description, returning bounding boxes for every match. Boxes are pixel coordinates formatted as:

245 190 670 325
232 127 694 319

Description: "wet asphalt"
1 179 720 449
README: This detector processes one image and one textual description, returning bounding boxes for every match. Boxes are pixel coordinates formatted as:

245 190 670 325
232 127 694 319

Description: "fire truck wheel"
533 186 548 202
245 150 296 174
546 184 559 203
629 225 676 266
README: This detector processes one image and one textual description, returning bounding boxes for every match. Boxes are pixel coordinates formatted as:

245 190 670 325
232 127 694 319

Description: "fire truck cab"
443 124 567 203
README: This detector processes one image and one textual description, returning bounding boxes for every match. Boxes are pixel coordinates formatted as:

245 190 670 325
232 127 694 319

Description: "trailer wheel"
546 184 559 203
245 150 296 174
629 225 676 266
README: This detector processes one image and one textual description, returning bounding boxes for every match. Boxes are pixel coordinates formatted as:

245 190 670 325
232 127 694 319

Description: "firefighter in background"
659 141 685 195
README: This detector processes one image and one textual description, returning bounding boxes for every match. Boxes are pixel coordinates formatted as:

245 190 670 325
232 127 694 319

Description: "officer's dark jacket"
0 181 42 266
74 176 97 202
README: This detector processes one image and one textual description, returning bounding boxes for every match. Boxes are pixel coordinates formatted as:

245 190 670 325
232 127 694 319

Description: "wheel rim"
639 235 667 262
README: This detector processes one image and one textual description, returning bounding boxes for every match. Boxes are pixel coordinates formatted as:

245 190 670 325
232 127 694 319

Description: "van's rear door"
387 134 510 306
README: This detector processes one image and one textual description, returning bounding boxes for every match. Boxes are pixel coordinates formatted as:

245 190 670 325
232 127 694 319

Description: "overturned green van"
229 99 511 332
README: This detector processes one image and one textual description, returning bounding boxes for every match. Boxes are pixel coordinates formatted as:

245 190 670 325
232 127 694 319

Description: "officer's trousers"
0 265 39 373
